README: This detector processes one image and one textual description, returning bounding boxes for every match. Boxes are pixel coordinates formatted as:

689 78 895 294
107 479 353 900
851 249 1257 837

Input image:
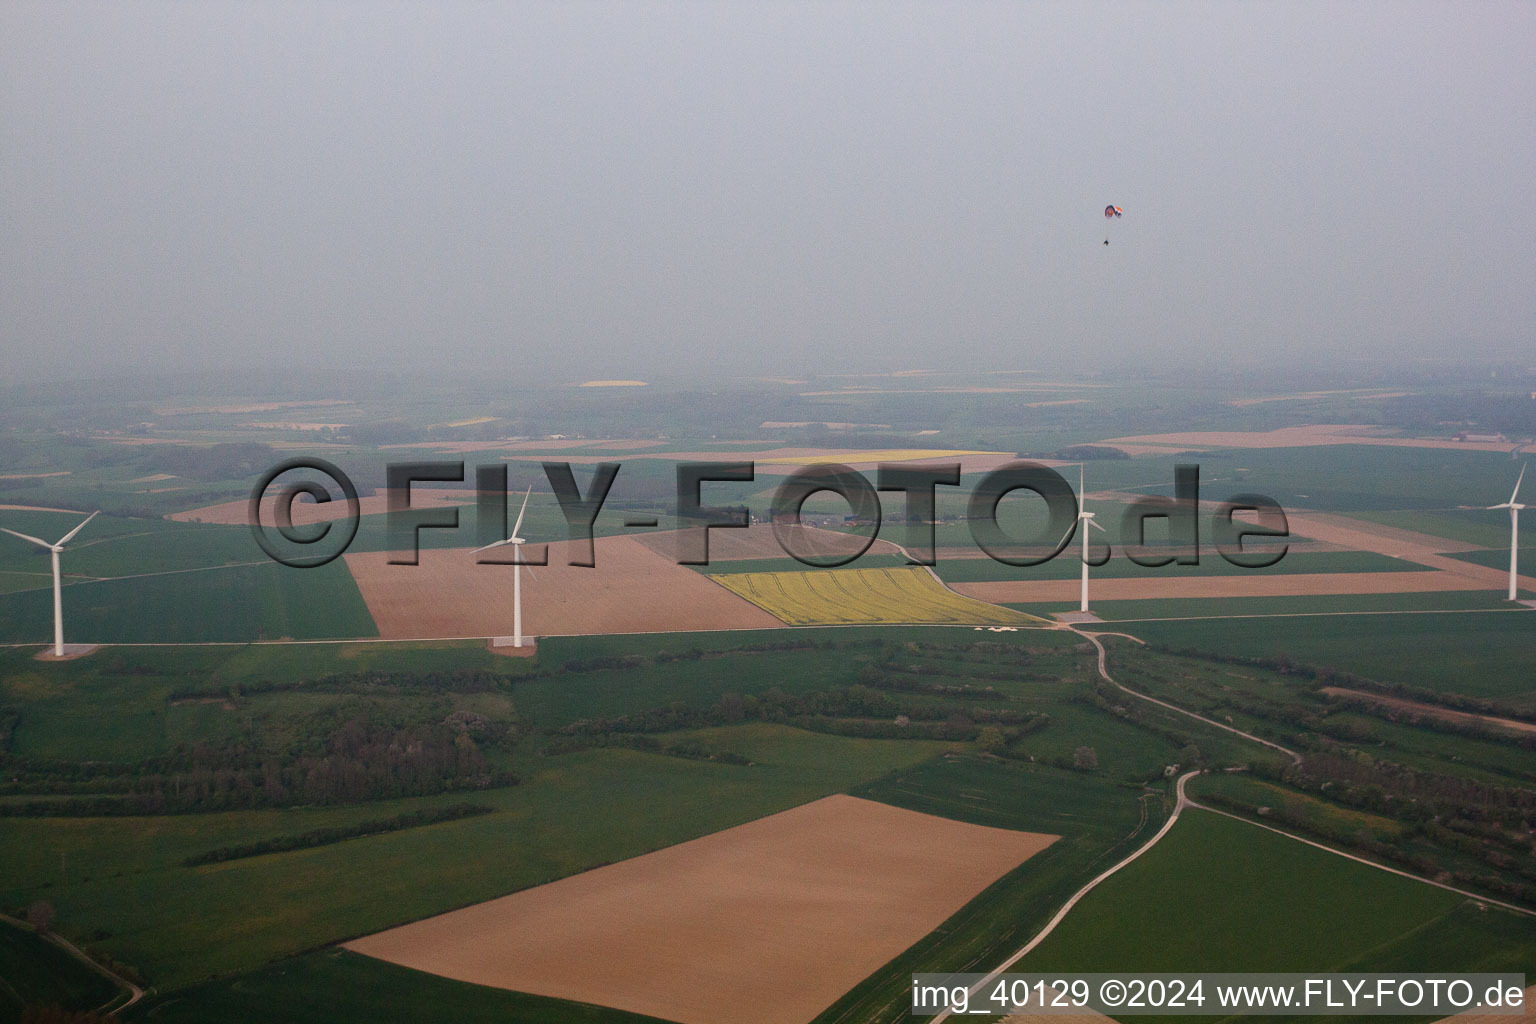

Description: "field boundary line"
1078 630 1535 919
0 911 144 1015
1108 606 1533 624
928 771 1200 1024
1073 629 1303 765
1185 801 1536 919
4 603 1525 650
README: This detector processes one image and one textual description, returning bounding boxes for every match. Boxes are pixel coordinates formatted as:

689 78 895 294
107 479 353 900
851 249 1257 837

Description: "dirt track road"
928 771 1199 1024
944 630 1530 1024
0 911 143 1015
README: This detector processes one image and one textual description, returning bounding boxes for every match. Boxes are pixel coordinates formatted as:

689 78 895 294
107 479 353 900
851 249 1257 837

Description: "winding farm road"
1071 628 1303 766
932 626 1533 1023
928 770 1201 1024
0 911 144 1016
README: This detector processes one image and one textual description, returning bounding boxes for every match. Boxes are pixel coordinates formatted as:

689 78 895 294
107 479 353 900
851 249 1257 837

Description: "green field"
1090 445 1529 516
1446 547 1531 572
0 728 949 990
1188 773 1405 843
0 508 382 644
934 549 1419 584
0 561 376 648
1353 509 1536 550
1025 590 1515 622
0 917 119 1024
1021 809 1536 975
0 510 254 577
1127 609 1536 701
815 754 1163 1024
123 948 668 1024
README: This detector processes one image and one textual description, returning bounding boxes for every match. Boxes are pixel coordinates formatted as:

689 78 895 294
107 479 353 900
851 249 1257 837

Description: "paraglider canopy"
1103 205 1122 244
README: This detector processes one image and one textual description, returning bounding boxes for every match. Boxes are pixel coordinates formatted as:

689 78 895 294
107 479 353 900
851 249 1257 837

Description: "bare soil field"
345 533 783 638
240 421 350 430
151 399 353 416
1283 511 1484 555
0 504 81 514
170 487 477 525
1320 687 1536 736
502 447 1033 475
1227 389 1416 407
1284 512 1536 591
345 794 1057 1024
952 570 1497 605
1099 425 1521 455
380 438 668 453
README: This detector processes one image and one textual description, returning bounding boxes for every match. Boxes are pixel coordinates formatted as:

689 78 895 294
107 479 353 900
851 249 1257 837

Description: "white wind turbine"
1064 465 1107 613
1 511 99 656
1488 464 1526 602
474 486 535 647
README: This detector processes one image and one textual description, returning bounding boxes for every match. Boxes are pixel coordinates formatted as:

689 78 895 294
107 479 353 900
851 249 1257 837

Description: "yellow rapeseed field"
708 566 1043 626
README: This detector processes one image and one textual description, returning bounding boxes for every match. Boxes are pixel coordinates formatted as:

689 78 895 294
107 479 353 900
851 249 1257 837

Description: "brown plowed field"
170 488 476 525
500 447 1033 475
344 534 783 638
1098 425 1521 454
951 570 1496 605
345 794 1056 1024
379 438 670 452
1284 511 1484 555
1283 512 1536 591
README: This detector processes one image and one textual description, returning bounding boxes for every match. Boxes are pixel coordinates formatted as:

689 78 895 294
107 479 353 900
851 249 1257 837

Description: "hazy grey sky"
2 2 1532 384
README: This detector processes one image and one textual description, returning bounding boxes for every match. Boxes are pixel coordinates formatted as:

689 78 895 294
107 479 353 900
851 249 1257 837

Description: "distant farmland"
1020 809 1536 975
345 795 1056 1024
710 566 1043 626
0 560 377 644
346 536 782 639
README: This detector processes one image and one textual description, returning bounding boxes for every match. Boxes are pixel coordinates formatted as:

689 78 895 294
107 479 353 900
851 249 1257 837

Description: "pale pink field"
345 534 784 638
1098 424 1522 455
346 794 1056 1024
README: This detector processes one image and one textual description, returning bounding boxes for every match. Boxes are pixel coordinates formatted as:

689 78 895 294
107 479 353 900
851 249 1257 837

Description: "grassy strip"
122 948 671 1024
0 918 119 1024
813 756 1158 1024
181 804 494 867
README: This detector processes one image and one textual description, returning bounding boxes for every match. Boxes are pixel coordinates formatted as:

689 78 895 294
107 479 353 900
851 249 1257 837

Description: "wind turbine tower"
1486 463 1523 601
475 487 534 647
1075 466 1106 613
1 512 99 656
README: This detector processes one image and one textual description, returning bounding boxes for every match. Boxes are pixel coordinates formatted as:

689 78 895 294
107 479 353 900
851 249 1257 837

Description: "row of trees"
2 718 518 815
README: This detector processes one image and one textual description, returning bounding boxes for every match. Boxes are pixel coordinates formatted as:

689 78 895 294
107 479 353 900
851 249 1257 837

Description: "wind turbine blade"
55 511 98 548
0 527 54 550
1 528 54 552
1054 518 1077 551
1512 464 1526 505
1087 518 1107 532
473 538 515 554
523 564 539 582
510 486 532 541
